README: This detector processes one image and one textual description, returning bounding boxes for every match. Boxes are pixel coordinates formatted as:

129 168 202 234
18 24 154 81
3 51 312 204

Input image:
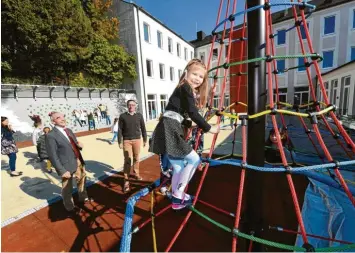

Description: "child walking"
149 59 219 210
110 118 119 144
37 127 53 173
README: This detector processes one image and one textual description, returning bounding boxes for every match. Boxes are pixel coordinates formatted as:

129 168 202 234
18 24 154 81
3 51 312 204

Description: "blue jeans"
106 116 111 125
7 153 17 171
111 131 118 142
168 150 200 198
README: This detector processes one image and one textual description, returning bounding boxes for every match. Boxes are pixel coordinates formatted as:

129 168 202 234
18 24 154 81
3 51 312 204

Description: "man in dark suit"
46 112 91 213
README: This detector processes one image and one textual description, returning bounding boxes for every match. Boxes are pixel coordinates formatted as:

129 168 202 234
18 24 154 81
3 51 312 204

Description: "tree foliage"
1 0 137 87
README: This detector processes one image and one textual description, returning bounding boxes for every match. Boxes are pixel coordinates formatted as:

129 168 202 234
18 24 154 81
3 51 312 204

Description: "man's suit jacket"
46 127 82 176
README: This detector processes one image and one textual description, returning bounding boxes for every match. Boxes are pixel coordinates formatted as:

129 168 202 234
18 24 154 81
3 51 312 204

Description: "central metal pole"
245 0 266 251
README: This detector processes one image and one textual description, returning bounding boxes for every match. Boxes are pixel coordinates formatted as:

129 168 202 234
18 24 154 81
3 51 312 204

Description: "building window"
157 31 163 49
298 58 306 71
294 87 309 105
143 23 150 42
340 76 351 115
351 47 355 61
324 15 335 35
224 95 230 107
330 79 338 106
322 50 334 68
184 47 188 60
300 22 309 40
169 67 174 81
159 63 165 80
178 69 182 78
274 88 287 103
160 95 168 113
168 37 173 53
213 96 219 108
200 52 205 62
146 59 153 77
319 81 329 101
177 43 181 57
277 29 286 45
190 51 193 60
353 9 355 29
277 59 285 74
213 48 218 60
225 45 229 57
147 94 157 120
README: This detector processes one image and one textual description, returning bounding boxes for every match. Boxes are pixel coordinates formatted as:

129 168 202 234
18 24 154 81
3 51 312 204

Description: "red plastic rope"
265 2 309 244
232 124 247 251
272 226 353 245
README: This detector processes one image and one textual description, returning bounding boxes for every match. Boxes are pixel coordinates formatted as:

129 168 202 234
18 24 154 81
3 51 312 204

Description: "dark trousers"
7 153 17 171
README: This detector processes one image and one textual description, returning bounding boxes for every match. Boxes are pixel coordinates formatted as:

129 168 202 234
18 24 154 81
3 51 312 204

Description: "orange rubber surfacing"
1 155 309 252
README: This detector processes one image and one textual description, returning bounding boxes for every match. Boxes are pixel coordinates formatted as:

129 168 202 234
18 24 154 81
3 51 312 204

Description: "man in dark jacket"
46 112 92 213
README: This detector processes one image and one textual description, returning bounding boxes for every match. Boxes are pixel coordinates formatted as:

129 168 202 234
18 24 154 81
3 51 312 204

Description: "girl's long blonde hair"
177 58 208 108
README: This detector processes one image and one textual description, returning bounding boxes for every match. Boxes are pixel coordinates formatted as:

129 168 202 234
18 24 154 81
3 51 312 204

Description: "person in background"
105 107 111 126
37 127 53 173
1 117 23 177
87 112 95 131
118 100 147 193
30 115 43 159
230 108 237 129
110 117 119 144
72 110 82 127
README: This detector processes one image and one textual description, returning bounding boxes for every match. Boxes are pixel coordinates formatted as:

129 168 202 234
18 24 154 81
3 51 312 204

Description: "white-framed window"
319 81 329 102
322 50 334 68
294 86 309 105
147 94 157 120
273 88 287 103
160 94 168 113
330 78 339 106
177 43 181 57
184 47 188 60
224 94 230 107
168 37 173 53
323 15 336 35
178 69 182 78
213 96 219 108
146 59 153 77
169 67 174 81
352 9 355 29
213 48 218 60
200 52 205 62
157 31 163 49
143 23 150 42
159 63 165 80
340 76 351 116
277 29 286 45
190 51 193 60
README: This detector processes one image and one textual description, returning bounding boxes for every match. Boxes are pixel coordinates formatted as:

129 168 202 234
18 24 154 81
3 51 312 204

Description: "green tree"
85 35 137 88
1 0 93 84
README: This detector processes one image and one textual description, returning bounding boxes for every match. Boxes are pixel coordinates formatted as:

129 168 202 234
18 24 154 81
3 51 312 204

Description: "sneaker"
171 195 195 210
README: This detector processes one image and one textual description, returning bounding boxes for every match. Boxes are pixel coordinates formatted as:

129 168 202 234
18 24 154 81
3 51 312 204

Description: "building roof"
190 0 355 47
120 0 195 48
322 60 355 76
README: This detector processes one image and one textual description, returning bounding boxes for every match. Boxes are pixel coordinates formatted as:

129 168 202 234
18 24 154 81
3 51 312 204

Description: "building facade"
268 0 355 108
318 61 355 119
191 0 355 116
113 0 194 121
191 31 232 109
